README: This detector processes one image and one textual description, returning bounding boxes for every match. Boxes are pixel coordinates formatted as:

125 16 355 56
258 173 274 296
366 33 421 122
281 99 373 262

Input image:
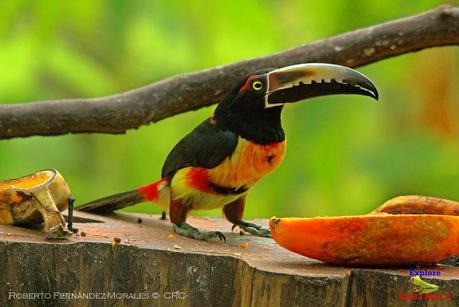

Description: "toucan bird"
78 63 378 241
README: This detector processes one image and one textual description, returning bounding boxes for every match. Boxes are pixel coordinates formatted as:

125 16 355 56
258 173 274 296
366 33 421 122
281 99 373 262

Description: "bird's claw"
173 223 226 242
242 226 271 238
214 231 226 242
233 221 272 238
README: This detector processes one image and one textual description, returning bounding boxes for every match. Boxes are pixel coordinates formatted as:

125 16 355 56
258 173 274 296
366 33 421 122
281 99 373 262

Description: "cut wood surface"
0 211 457 306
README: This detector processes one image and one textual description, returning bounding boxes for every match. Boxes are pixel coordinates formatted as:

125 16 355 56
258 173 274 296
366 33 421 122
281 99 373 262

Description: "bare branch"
1 5 458 139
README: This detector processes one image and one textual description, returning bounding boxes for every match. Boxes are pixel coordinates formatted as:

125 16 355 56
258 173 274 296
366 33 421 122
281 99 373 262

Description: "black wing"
161 119 238 178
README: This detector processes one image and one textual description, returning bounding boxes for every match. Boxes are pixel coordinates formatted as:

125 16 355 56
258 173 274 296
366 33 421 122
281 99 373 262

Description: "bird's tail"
77 178 170 213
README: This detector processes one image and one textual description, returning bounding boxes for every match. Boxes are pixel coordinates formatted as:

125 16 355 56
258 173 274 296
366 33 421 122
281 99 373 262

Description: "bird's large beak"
265 63 378 108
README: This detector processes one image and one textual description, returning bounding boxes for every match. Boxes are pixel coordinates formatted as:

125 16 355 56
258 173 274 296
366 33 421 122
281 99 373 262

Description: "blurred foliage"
1 0 458 219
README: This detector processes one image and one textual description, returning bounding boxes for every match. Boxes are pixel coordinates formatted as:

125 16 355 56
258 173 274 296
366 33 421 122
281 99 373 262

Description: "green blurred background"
1 1 458 219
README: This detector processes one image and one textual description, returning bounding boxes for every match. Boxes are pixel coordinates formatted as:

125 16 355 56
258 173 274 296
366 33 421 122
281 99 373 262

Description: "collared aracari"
78 63 378 241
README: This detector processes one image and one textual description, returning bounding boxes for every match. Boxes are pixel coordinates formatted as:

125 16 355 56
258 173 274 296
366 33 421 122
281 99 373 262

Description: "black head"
214 63 378 144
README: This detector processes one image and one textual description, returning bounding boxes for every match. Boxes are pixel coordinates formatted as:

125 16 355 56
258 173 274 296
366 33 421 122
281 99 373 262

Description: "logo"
408 268 442 278
410 276 438 294
399 274 452 301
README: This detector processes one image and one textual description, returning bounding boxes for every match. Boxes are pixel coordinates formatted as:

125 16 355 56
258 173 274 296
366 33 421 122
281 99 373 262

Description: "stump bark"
0 211 457 307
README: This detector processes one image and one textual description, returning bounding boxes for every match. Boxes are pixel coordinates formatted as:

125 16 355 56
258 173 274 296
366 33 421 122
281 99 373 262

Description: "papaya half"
0 169 71 232
270 196 459 266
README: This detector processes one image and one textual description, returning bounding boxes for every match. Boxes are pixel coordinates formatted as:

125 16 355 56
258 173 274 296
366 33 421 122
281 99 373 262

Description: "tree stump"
0 211 457 307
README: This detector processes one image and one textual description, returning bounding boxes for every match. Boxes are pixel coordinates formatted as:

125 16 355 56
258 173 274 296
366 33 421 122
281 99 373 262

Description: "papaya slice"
270 215 459 265
270 196 459 265
371 195 459 216
0 169 71 232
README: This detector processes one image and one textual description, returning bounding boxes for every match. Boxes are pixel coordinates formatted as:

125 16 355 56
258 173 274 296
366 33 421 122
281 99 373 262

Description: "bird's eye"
252 81 263 91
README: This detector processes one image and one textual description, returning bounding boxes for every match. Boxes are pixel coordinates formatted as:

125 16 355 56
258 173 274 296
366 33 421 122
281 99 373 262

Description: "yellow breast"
208 138 286 188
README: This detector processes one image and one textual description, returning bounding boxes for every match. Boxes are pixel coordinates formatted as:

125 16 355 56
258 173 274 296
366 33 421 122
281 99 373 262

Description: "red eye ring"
239 75 264 93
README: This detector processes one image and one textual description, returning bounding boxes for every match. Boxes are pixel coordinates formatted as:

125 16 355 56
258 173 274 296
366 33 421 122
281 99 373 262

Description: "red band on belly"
187 168 212 192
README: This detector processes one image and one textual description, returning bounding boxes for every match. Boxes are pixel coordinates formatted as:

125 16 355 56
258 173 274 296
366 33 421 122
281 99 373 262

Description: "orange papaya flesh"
270 215 459 266
0 170 70 232
0 171 51 190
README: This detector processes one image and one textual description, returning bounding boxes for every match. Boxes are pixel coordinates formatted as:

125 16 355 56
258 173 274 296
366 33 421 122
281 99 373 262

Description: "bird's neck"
216 107 285 145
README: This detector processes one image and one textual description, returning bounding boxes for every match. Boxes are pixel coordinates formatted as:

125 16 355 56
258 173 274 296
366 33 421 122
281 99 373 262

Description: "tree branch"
1 4 459 139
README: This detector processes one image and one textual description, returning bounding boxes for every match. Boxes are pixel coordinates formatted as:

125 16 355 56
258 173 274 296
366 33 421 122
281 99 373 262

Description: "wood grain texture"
1 5 459 139
0 211 457 306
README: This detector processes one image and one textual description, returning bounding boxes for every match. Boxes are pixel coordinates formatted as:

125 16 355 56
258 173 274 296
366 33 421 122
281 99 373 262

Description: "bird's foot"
232 221 271 238
173 222 226 242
